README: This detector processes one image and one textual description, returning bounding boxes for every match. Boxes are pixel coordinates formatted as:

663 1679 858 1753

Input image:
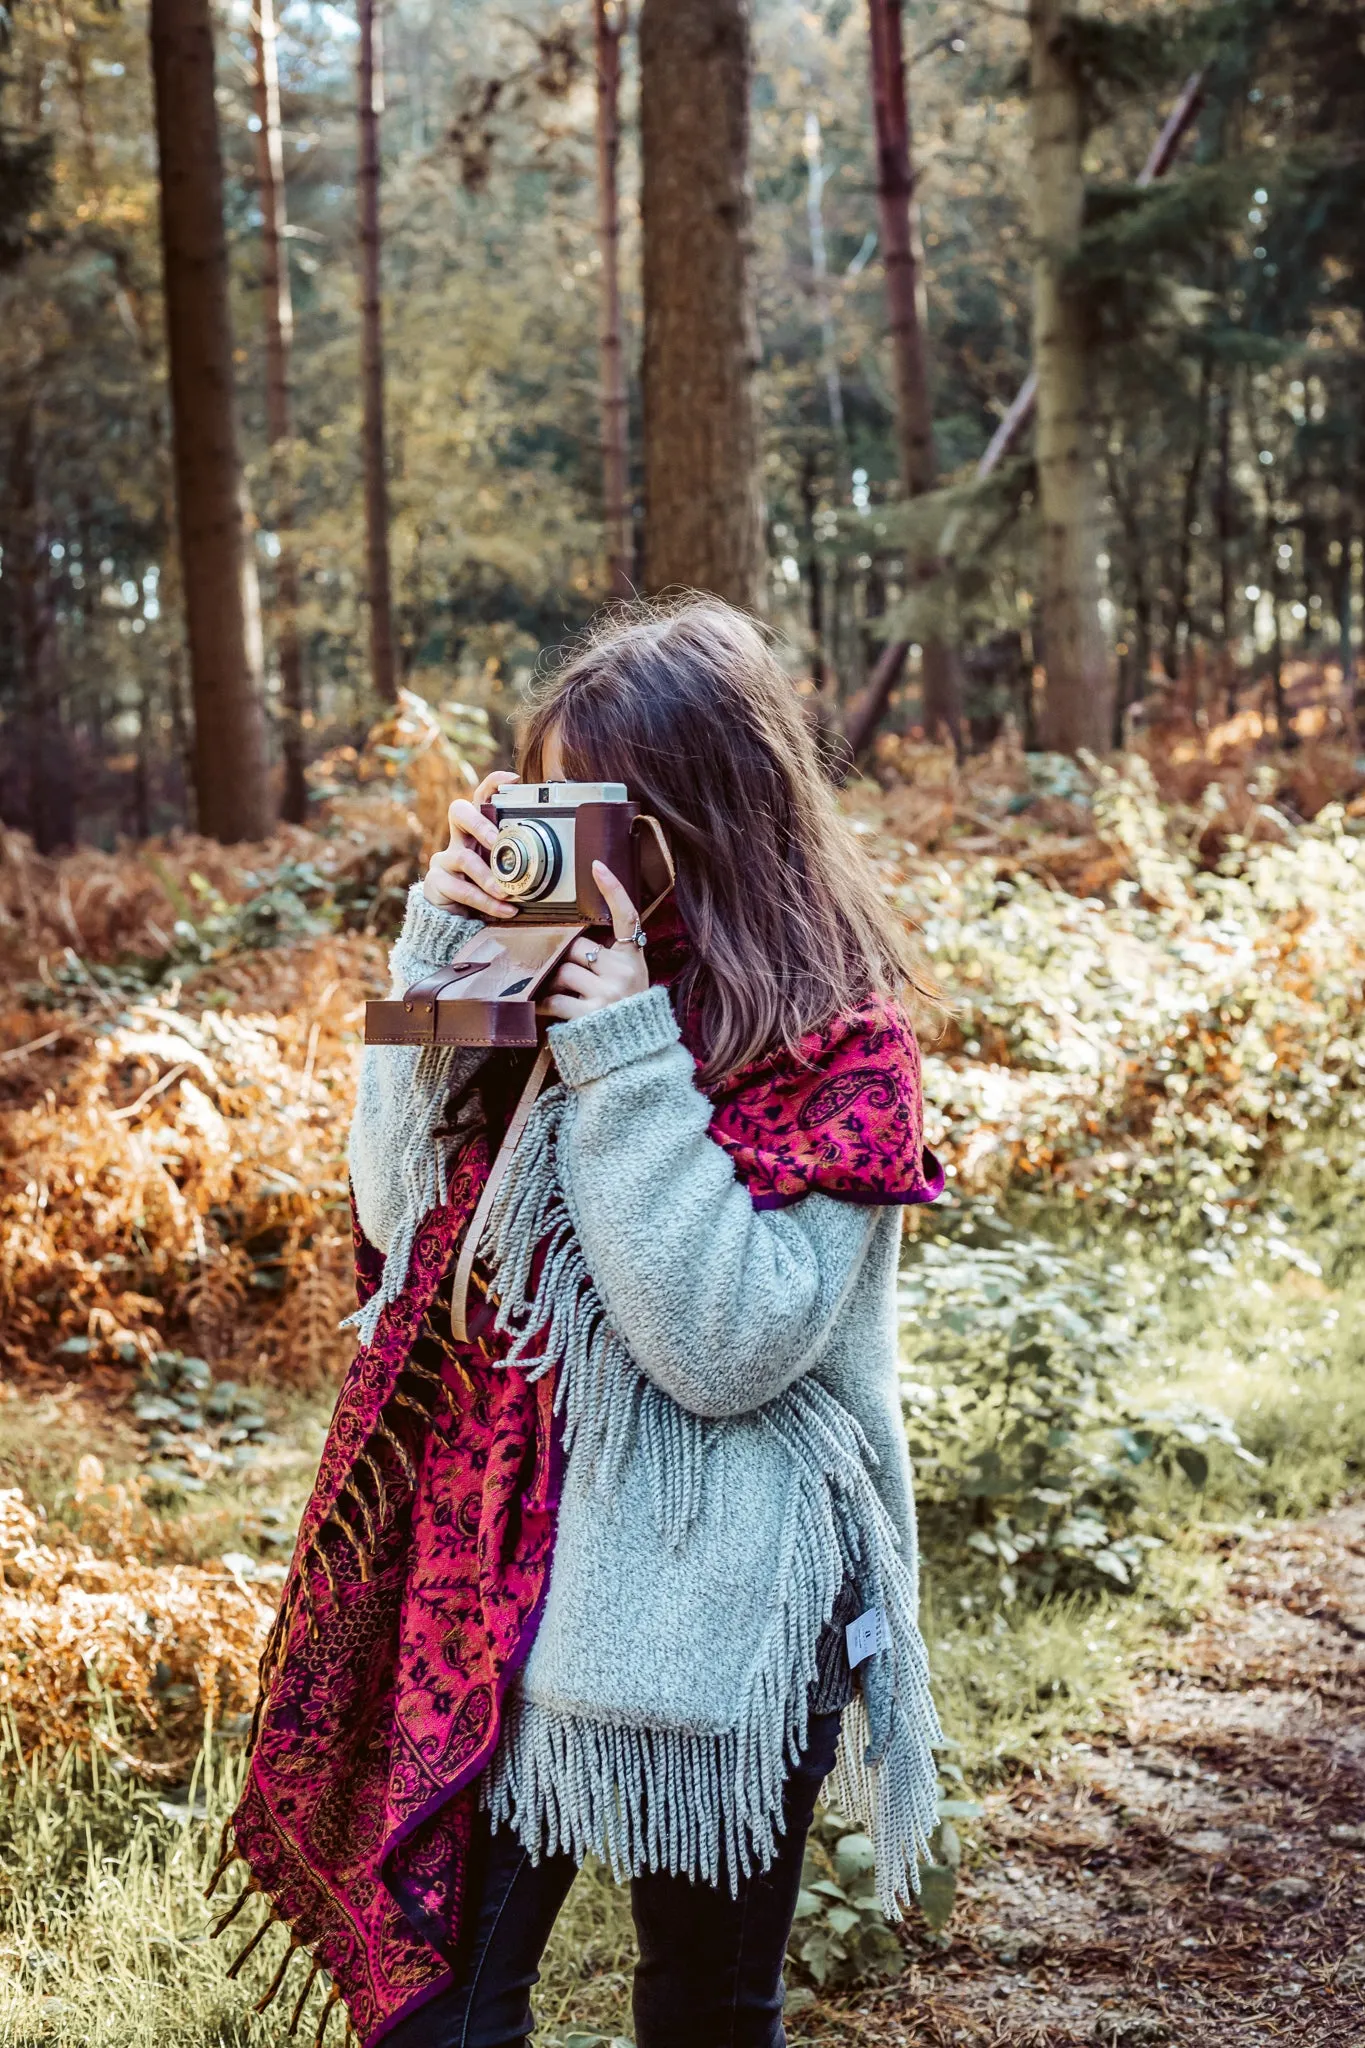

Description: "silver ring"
582 943 600 965
630 920 647 950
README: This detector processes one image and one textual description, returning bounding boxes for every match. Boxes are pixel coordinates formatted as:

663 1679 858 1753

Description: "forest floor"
3 1363 1360 2048
816 1508 1365 2048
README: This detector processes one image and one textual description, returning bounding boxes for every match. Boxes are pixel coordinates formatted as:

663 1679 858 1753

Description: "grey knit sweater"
348 886 941 1912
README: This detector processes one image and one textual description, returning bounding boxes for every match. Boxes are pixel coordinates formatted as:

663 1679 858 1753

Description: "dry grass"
0 1474 272 1766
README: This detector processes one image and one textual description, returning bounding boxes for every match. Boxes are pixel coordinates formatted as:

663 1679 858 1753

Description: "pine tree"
251 0 307 822
867 0 963 754
593 0 631 598
358 0 397 701
149 0 273 840
1029 0 1114 754
639 0 763 607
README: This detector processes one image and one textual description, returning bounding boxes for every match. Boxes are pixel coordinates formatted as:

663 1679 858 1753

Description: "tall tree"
803 107 849 501
593 0 632 598
867 0 962 754
1029 0 1113 754
358 0 396 701
638 0 763 608
149 0 273 842
251 0 307 822
975 70 1206 481
9 401 74 851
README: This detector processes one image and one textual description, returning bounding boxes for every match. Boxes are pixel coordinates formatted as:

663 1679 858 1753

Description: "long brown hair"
518 596 934 1084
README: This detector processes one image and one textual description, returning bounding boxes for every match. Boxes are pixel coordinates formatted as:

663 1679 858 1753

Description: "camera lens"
490 819 561 900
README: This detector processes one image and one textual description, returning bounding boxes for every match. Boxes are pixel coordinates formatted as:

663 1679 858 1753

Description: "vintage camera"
364 783 672 1052
484 781 637 920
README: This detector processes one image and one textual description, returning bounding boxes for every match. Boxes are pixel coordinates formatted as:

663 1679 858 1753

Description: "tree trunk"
252 0 308 822
1269 579 1287 741
866 0 961 754
803 109 849 499
1029 0 1113 755
1163 352 1213 682
800 448 828 688
594 0 632 599
358 0 397 701
1339 520 1356 711
638 0 763 607
149 0 273 842
74 45 195 817
1104 447 1151 739
976 71 1205 484
1211 370 1241 716
10 402 74 852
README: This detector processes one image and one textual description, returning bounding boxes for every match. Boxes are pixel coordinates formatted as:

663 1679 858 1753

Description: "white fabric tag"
845 1605 891 1669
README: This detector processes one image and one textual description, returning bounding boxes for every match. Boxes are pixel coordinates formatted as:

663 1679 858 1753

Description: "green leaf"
833 1832 877 1883
934 1818 962 1869
1175 1443 1209 1488
916 1862 958 1931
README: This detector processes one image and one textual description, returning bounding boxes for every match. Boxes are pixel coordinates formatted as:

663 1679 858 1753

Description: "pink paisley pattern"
701 994 943 1209
223 945 938 2048
227 1163 558 2045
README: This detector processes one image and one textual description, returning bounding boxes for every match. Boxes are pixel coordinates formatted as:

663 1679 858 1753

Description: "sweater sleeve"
347 884 487 1253
548 985 879 1419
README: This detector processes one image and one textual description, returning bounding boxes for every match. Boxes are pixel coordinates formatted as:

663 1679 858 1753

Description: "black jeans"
387 1709 842 2048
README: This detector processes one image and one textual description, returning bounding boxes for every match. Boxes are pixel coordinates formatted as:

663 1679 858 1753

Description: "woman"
216 599 943 2048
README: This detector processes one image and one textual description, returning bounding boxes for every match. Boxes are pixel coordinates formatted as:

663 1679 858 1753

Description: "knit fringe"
343 1045 461 1348
480 1084 713 1546
479 1085 943 1916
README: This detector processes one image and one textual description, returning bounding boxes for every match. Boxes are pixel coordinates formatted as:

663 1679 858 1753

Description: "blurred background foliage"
1 0 1363 838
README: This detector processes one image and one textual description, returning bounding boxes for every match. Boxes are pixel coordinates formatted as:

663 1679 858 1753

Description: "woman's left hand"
539 861 650 1021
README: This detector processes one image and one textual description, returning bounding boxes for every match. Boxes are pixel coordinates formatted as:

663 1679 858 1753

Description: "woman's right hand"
423 769 521 919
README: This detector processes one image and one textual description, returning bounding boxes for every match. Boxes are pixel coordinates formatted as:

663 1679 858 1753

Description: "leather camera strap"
632 812 676 922
448 1041 553 1343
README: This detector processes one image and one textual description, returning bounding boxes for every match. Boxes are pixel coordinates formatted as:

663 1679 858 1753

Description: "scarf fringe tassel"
205 1838 352 2044
479 1086 944 1919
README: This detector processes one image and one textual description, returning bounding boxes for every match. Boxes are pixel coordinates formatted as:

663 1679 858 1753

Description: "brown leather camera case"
363 921 589 1049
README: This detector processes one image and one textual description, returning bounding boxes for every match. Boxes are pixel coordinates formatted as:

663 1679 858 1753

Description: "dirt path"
820 1506 1365 2048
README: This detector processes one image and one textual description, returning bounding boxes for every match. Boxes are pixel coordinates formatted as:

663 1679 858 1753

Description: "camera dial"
490 818 562 901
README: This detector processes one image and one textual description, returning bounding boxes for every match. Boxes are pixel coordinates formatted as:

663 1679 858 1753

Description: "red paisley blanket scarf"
214 974 942 2048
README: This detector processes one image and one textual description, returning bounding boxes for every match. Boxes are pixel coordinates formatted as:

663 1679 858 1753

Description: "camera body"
484 781 638 923
363 783 671 1051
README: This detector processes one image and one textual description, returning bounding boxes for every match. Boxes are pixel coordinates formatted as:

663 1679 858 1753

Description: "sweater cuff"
549 984 681 1088
395 882 481 968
